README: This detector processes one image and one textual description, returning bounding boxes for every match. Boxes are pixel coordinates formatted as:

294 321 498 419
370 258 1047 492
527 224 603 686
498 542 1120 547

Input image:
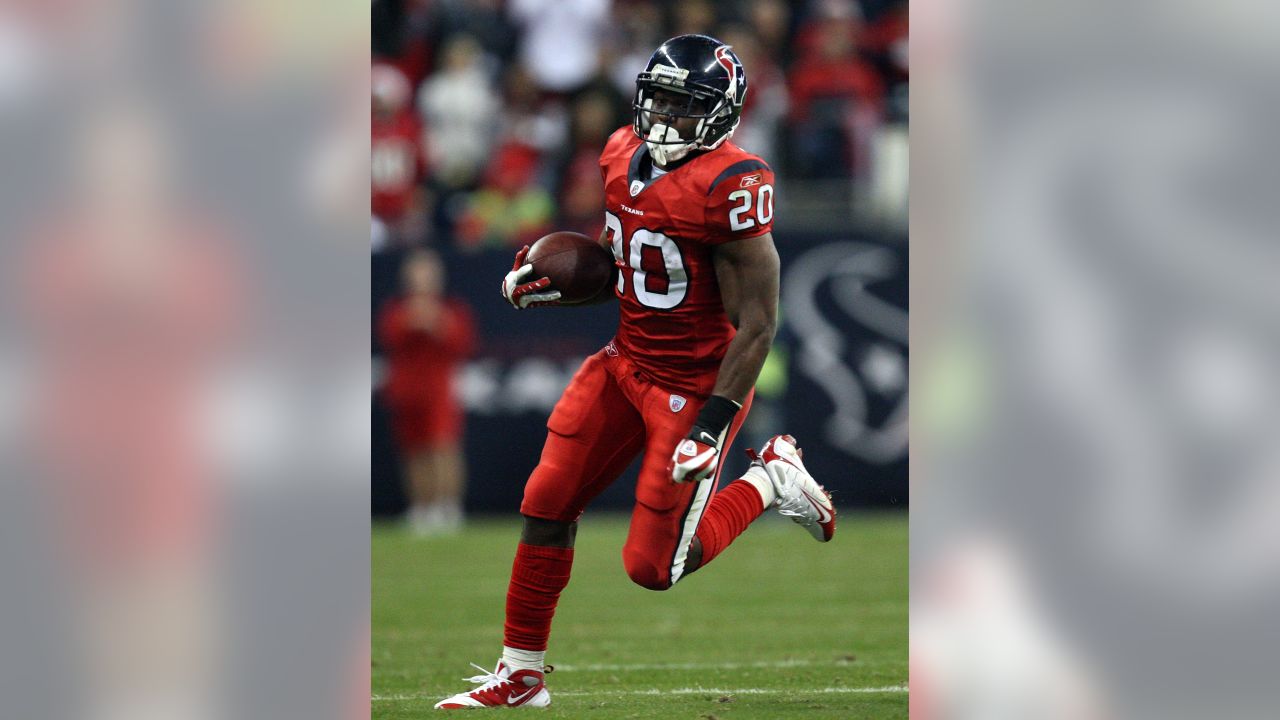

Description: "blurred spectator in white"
717 24 787 162
372 62 430 243
418 34 499 189
787 0 884 179
508 0 610 95
377 250 476 535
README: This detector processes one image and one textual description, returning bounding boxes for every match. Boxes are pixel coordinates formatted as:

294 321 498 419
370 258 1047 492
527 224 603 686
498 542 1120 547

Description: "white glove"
668 395 742 483
501 245 561 309
669 430 722 484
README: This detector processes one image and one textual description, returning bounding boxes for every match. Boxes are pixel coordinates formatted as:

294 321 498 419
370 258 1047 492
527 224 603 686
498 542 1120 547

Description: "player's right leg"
435 350 646 709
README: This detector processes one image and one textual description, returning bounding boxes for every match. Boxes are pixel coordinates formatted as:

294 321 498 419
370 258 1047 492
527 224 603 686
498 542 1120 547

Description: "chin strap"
645 123 695 166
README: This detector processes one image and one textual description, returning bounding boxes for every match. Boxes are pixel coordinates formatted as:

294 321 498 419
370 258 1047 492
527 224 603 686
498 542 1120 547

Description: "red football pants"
520 346 752 589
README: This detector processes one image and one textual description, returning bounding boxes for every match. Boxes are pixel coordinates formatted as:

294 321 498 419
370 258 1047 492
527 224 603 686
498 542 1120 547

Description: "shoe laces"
462 662 510 690
775 489 817 523
461 662 552 689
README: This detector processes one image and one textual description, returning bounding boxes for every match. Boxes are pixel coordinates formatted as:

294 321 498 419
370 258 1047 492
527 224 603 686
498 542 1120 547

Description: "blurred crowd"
372 0 908 251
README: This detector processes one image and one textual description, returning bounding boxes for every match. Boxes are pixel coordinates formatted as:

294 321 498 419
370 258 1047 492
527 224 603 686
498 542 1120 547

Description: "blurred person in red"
787 0 885 178
377 249 476 535
372 62 429 242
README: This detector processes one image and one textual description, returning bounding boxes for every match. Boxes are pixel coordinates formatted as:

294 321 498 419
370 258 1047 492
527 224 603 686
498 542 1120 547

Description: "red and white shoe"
748 434 837 542
433 661 551 709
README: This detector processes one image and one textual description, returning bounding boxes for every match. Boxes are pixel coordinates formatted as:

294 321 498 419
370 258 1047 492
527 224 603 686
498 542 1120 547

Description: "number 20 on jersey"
605 183 774 310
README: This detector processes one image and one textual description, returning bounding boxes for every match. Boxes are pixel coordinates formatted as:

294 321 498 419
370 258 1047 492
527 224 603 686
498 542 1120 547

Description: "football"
526 231 615 304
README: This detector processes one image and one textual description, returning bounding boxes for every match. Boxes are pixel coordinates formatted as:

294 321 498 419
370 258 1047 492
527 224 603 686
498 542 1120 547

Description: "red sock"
503 543 574 652
694 479 766 567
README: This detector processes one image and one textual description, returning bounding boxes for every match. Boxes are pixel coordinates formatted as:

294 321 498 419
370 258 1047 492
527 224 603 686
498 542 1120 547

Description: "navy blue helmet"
632 34 748 163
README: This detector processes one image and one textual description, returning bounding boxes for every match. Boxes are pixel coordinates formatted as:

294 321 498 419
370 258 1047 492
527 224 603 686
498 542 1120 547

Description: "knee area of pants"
623 554 671 591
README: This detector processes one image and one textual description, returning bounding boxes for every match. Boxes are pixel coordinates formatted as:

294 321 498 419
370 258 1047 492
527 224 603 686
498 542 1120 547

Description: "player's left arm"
709 231 780 402
669 232 779 483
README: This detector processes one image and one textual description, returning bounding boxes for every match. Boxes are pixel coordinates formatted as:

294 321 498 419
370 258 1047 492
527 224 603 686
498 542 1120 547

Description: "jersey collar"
627 142 704 196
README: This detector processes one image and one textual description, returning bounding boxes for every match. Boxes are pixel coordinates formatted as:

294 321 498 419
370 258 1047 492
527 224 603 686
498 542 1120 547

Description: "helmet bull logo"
714 45 740 104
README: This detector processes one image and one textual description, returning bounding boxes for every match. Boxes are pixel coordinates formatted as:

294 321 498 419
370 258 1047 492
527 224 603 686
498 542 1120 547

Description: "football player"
435 34 837 710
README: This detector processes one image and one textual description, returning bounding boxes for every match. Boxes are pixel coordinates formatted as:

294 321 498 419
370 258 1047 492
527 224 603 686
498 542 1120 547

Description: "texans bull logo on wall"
780 240 908 504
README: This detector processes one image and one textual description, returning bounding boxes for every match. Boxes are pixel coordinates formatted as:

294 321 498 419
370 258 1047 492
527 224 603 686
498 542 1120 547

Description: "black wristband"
690 395 741 440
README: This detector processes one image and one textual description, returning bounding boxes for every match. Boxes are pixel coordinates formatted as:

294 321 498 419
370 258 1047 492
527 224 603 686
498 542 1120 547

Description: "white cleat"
433 661 551 709
748 434 837 542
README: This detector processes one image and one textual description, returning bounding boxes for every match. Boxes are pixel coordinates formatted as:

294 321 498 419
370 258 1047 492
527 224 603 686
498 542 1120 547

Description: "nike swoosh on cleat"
802 491 832 524
507 688 537 705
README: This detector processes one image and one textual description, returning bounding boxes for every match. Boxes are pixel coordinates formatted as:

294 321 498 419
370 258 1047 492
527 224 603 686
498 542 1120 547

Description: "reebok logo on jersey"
669 394 686 412
679 439 698 456
739 173 762 187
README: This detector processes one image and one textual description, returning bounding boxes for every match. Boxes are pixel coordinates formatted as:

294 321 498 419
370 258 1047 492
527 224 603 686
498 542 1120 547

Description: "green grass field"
373 512 907 719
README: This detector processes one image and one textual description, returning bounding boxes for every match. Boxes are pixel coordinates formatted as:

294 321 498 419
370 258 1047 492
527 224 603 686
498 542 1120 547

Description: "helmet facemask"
633 79 737 166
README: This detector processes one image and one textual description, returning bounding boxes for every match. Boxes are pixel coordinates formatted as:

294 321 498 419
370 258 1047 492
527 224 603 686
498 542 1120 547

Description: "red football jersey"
599 126 776 397
372 111 425 223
